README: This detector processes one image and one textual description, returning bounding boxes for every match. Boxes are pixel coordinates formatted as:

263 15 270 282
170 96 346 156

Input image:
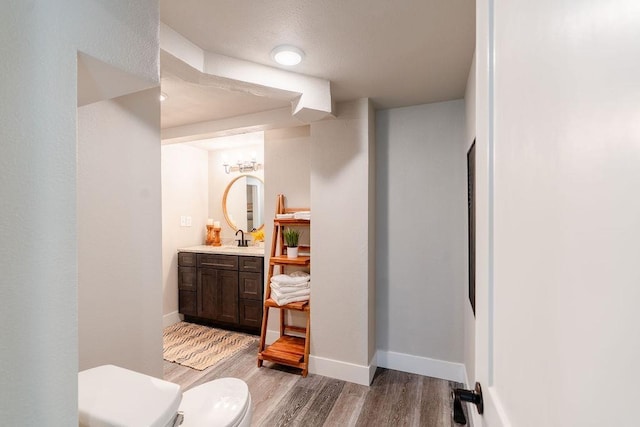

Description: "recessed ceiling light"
160 92 168 102
271 45 304 66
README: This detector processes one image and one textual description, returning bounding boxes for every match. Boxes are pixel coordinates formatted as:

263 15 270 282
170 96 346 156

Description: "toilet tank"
78 365 182 427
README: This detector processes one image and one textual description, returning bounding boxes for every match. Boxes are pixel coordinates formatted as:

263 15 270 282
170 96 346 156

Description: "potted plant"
283 228 300 258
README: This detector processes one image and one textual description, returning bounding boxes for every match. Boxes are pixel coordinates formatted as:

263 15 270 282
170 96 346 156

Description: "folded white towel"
289 271 310 278
271 287 310 299
271 280 310 289
271 272 310 286
270 282 310 293
293 211 311 220
272 293 310 306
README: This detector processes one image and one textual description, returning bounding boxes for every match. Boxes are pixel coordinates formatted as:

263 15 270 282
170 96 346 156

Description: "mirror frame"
222 174 265 232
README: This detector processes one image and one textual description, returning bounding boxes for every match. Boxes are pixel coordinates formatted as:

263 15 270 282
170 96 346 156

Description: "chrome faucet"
235 229 249 247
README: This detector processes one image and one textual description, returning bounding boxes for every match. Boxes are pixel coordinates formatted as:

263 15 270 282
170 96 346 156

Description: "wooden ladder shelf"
258 194 311 376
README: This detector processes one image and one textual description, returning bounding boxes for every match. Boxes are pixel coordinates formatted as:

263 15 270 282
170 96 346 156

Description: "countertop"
178 244 265 257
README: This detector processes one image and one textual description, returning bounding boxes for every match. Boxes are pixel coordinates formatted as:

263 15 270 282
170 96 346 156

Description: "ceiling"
160 0 475 132
161 72 291 129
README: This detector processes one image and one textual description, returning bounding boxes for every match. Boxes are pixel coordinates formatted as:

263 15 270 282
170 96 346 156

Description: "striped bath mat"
163 322 257 371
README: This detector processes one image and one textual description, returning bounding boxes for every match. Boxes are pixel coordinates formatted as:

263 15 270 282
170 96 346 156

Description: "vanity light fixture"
223 152 262 174
271 45 304 66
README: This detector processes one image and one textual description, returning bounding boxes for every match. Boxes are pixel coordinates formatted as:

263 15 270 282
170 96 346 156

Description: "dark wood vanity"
178 251 264 334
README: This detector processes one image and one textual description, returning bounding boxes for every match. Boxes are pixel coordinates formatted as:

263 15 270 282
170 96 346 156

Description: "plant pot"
287 246 299 259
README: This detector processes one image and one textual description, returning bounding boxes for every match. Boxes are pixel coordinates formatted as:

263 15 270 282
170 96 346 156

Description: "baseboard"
368 353 377 385
377 350 466 383
266 333 464 386
309 354 373 386
162 311 182 328
265 329 374 386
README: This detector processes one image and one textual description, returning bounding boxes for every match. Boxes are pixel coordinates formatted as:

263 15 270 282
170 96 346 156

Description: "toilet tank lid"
78 365 182 427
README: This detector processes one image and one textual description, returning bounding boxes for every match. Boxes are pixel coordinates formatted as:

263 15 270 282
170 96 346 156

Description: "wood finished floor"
164 341 463 427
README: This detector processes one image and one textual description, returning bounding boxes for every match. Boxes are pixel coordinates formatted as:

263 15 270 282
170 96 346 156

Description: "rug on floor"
163 322 257 371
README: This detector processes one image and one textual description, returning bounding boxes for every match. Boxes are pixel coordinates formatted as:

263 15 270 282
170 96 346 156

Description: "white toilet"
78 365 252 427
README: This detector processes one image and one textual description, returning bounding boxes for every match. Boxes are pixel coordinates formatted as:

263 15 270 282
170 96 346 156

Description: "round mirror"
222 174 264 231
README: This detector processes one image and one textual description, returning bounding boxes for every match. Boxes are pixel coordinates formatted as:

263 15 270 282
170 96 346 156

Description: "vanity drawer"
178 252 196 267
197 254 238 270
239 272 263 300
239 256 263 273
178 267 196 291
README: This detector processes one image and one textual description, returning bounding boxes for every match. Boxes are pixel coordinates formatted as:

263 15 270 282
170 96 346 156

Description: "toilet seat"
179 378 251 427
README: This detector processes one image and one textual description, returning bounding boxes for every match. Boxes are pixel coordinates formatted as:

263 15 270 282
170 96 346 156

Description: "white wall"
463 52 477 386
476 0 640 425
161 144 209 324
310 99 376 385
78 89 162 375
376 100 467 380
0 2 158 424
263 126 311 335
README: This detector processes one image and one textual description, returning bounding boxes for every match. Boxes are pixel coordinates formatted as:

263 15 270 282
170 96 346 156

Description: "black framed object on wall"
467 140 476 316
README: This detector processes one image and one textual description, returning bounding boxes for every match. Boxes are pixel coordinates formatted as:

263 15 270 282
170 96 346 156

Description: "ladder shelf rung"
270 255 310 266
259 336 306 366
264 298 310 311
274 218 310 226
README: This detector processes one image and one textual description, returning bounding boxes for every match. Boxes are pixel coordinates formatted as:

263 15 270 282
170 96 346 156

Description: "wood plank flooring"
164 341 464 427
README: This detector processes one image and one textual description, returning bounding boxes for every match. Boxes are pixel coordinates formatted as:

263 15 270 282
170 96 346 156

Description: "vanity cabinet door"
217 270 239 324
178 267 196 291
179 290 197 316
197 268 219 320
197 268 239 323
178 265 197 316
239 272 263 300
239 271 263 329
239 299 262 329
